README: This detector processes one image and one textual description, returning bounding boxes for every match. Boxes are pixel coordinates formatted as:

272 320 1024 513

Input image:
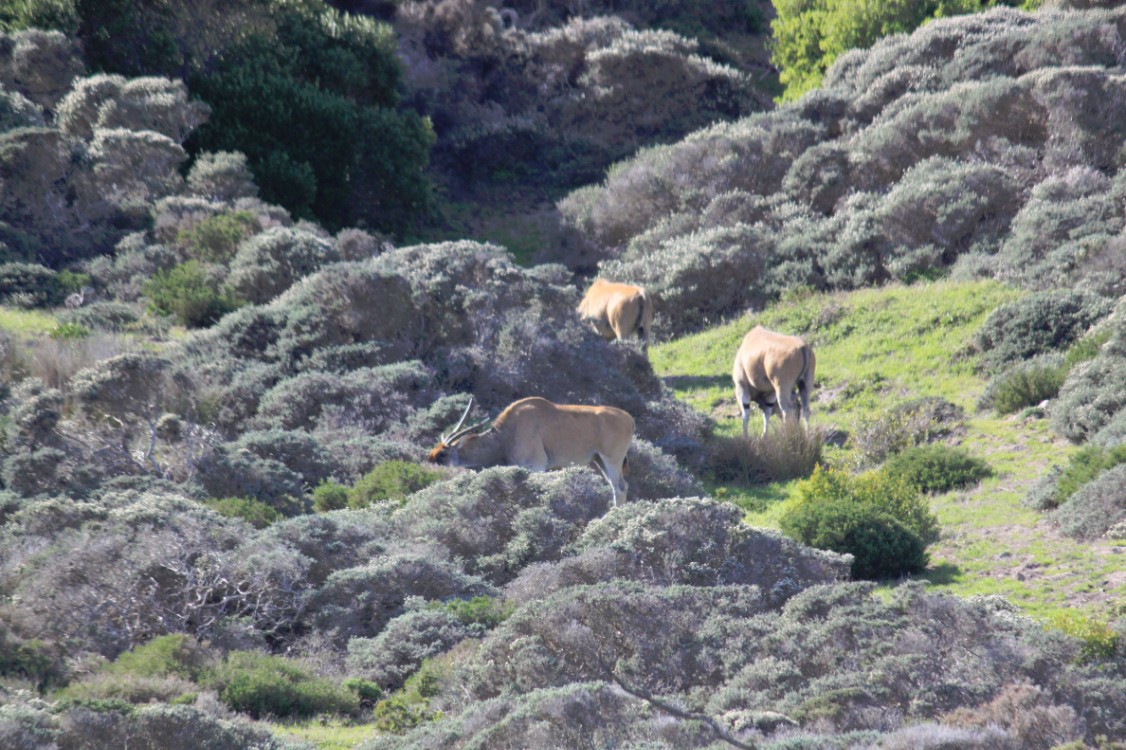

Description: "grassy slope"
651 279 1126 621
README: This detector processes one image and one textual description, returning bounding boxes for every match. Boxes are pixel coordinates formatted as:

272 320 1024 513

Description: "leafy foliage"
979 353 1067 415
882 444 991 493
347 461 443 508
143 260 243 327
204 651 358 719
771 0 986 101
781 466 938 579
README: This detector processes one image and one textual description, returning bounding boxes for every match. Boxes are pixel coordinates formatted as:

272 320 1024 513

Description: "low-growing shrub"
974 289 1113 372
851 397 965 464
882 445 991 494
346 610 471 690
1051 464 1126 541
312 480 349 513
106 634 212 681
142 260 242 327
437 596 513 629
1051 325 1126 443
204 497 282 529
347 461 444 509
203 651 358 719
1033 443 1126 512
979 354 1067 415
1050 611 1119 664
0 262 67 306
781 466 938 579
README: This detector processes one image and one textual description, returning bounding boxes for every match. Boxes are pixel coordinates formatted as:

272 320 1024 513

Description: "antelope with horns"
428 396 635 505
577 279 653 354
732 326 816 439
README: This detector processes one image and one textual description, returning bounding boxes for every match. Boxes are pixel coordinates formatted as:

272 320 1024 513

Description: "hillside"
0 1 1125 749
652 280 1125 620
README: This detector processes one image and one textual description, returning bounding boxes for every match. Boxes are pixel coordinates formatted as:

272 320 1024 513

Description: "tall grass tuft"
705 421 825 485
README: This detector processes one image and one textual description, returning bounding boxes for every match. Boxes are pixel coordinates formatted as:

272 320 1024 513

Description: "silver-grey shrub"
601 223 771 335
186 150 258 203
392 467 608 584
459 581 767 701
559 497 848 601
0 87 43 133
308 554 496 644
975 289 1113 372
1051 464 1126 540
226 508 394 631
995 167 1126 291
346 610 473 690
254 361 430 433
0 30 84 108
359 682 699 750
228 227 340 304
2 491 256 656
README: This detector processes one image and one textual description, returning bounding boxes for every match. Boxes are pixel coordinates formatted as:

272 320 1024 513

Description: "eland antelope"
732 326 815 439
428 396 634 505
577 279 653 354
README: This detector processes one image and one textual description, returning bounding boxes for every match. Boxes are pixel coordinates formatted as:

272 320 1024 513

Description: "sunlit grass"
0 305 60 337
271 718 376 750
651 279 1124 622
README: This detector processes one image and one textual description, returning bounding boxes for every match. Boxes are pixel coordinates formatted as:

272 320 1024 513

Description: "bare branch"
608 669 758 750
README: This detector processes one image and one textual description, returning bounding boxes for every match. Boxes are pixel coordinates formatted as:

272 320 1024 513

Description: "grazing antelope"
732 326 816 439
577 279 653 354
428 396 635 505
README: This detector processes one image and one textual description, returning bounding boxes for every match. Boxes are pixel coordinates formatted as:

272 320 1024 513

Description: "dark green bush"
347 461 443 509
342 677 382 706
203 651 358 719
186 7 433 234
781 466 937 579
204 497 282 529
882 445 991 494
979 353 1067 415
312 479 349 513
142 260 243 327
0 625 65 692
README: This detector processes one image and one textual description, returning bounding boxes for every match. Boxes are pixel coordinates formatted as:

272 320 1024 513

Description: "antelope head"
428 397 492 466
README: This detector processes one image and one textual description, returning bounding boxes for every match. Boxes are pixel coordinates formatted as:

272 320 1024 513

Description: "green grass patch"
652 279 1126 622
272 718 376 750
0 306 60 337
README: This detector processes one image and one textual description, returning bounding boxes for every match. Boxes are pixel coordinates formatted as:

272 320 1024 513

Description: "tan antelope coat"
732 326 816 439
577 279 653 353
428 397 635 505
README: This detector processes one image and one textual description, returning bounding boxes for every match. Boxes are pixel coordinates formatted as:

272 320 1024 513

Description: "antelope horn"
442 397 475 444
445 417 492 445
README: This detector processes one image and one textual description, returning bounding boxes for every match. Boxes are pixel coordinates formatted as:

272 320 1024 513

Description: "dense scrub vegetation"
0 1 1124 748
559 5 1126 325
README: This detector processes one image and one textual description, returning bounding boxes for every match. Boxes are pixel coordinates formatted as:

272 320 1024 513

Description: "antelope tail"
635 292 649 347
797 344 811 392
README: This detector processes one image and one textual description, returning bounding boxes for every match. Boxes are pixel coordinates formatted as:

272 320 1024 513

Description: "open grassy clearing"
272 719 377 750
651 279 1125 621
